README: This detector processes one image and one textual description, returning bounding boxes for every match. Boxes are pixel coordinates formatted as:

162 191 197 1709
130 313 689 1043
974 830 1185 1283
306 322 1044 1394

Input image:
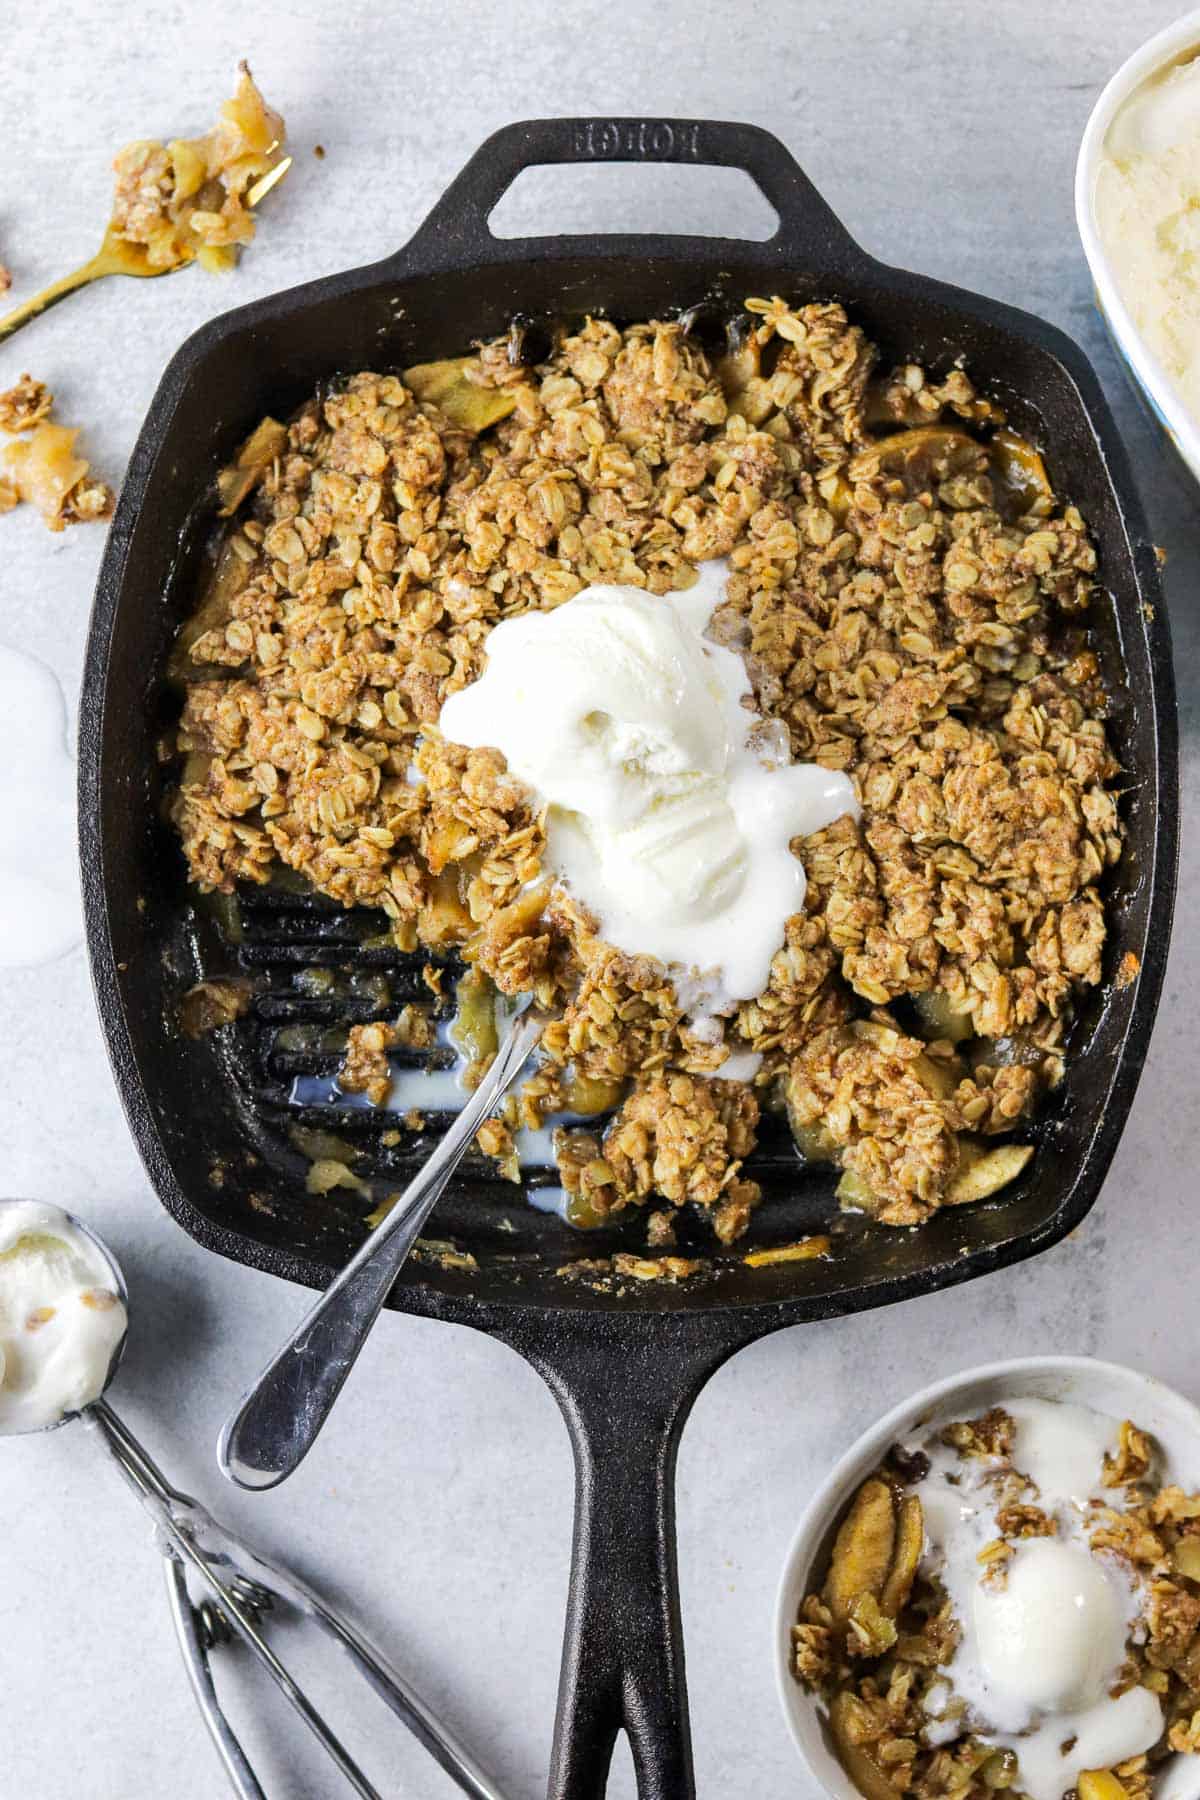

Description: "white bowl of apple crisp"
776 1357 1200 1800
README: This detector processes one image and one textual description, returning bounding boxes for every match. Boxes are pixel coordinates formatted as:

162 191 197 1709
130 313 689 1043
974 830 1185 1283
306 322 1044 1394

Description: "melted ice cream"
910 1397 1163 1800
437 563 857 1026
0 645 80 969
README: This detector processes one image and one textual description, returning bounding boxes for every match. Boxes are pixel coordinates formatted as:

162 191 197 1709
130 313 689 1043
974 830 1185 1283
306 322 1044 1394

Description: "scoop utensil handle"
87 1398 509 1800
219 1007 545 1490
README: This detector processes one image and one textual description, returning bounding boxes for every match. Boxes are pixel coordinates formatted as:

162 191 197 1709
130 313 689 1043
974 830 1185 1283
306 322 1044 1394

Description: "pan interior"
89 250 1165 1317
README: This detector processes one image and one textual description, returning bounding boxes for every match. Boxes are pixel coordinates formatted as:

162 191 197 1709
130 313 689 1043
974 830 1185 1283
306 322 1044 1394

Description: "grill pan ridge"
80 119 1178 1799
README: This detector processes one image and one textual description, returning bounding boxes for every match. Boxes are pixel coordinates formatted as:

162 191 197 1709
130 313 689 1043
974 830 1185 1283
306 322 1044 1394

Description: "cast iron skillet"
80 118 1178 1798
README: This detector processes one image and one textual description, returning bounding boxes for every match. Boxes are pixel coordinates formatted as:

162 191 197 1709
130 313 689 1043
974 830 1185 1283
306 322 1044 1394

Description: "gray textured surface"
1 2 1195 1795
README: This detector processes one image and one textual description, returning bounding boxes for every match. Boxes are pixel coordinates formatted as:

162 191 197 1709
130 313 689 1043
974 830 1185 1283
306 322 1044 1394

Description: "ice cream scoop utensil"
0 1200 507 1800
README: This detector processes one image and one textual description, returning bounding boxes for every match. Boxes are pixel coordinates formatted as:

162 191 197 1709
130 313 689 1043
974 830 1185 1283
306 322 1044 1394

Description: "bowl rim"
772 1353 1200 1799
1075 8 1200 478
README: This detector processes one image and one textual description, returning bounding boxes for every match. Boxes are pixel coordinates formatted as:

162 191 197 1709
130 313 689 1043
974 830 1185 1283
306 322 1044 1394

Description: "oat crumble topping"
0 375 52 435
170 297 1122 1245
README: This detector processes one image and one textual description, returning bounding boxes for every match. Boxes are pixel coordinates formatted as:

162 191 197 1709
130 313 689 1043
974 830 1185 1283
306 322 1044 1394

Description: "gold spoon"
0 157 292 347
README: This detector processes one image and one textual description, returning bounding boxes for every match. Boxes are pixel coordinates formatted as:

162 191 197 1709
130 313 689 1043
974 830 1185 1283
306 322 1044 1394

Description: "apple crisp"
170 297 1123 1243
793 1408 1200 1800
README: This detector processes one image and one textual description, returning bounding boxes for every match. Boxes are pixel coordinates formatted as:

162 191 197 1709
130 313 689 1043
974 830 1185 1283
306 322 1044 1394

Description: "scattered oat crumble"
1117 949 1141 989
0 375 52 435
555 1253 703 1287
411 1238 478 1272
612 1252 704 1282
475 1115 518 1181
337 1021 396 1107
179 977 253 1037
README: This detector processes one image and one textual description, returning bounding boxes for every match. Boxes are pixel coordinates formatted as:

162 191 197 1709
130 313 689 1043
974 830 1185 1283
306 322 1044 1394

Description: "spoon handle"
219 1006 544 1490
0 254 108 345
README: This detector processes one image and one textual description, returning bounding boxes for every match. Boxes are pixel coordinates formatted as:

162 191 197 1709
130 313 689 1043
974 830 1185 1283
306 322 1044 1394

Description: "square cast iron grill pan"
80 119 1178 1799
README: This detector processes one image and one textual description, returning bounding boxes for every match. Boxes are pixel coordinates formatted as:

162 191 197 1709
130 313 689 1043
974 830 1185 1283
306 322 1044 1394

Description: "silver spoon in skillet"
0 1198 509 1800
220 1002 546 1491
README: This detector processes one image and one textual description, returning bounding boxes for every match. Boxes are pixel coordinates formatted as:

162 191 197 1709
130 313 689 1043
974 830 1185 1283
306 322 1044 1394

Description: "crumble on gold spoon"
0 63 291 347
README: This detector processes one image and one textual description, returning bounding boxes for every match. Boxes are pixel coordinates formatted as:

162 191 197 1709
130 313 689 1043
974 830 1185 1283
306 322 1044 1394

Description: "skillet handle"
398 116 864 268
503 1314 743 1800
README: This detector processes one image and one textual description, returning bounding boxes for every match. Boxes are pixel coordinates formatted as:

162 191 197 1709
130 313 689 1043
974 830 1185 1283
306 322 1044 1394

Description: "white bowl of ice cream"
1076 9 1200 483
775 1357 1200 1800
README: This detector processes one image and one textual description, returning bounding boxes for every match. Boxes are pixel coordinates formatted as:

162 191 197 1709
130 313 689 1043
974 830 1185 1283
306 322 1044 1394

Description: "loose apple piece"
849 425 986 492
788 1107 840 1165
979 1748 1019 1790
1173 1539 1200 1581
172 537 255 678
743 1237 830 1268
837 1169 877 1212
825 1477 896 1624
816 466 854 521
846 1592 898 1656
404 357 517 432
449 968 498 1080
1077 1773 1129 1800
990 427 1054 517
944 1142 1033 1206
564 1069 626 1116
717 338 775 425
914 990 974 1044
828 1692 903 1800
880 1494 924 1618
912 1051 961 1101
216 415 287 515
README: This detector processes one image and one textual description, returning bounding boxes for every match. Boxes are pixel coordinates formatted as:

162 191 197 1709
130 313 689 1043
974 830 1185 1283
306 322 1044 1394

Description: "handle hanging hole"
487 163 780 242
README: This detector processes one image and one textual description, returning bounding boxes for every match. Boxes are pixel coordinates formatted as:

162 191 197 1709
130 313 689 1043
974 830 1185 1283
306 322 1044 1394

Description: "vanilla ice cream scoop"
0 1200 127 1434
438 563 857 1018
973 1537 1127 1715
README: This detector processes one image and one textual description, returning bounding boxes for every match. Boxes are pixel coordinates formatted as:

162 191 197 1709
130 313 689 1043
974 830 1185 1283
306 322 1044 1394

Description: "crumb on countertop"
0 375 113 529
